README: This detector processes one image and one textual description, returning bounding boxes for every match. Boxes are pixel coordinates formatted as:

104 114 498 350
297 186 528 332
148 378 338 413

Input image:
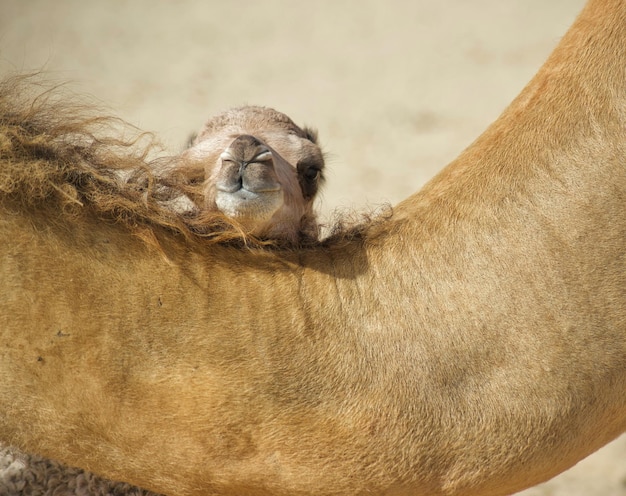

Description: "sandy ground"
1 1 625 494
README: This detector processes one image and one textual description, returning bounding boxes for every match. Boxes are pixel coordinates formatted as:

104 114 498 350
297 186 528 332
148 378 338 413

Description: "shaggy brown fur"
0 75 337 249
1 1 626 495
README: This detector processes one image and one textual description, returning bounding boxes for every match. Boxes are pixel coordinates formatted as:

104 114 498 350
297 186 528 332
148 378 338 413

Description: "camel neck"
393 0 626 232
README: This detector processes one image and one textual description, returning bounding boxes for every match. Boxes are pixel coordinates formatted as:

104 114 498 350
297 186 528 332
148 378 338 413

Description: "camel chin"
214 187 284 222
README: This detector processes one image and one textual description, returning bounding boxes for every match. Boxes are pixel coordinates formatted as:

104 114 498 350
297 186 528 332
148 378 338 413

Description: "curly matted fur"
0 442 160 496
0 75 286 248
0 75 379 250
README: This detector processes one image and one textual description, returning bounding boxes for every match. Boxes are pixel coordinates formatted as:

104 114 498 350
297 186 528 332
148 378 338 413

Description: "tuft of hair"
318 203 393 248
0 74 388 251
0 74 276 249
302 126 319 144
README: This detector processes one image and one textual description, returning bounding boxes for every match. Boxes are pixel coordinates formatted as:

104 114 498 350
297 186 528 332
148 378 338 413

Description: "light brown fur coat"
1 0 626 495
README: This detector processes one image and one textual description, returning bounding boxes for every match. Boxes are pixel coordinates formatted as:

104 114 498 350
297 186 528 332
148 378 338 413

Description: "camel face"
185 106 325 243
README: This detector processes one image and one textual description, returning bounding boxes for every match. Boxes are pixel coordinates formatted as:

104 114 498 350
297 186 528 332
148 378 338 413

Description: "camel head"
183 106 325 244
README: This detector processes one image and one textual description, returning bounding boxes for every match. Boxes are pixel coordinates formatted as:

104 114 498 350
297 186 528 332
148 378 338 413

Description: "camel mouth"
216 182 282 197
216 183 282 195
215 163 283 195
215 147 283 196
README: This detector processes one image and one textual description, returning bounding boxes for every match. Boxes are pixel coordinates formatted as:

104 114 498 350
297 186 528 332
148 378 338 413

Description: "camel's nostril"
224 135 274 171
253 150 272 163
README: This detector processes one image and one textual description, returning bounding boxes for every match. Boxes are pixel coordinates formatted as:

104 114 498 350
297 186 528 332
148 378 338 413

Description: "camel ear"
185 132 198 149
302 126 318 144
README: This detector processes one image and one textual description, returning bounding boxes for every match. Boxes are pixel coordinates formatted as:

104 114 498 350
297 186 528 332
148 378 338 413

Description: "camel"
174 106 325 245
1 0 626 495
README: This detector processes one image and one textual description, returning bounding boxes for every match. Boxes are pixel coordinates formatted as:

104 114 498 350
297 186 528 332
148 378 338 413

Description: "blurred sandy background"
1 1 625 494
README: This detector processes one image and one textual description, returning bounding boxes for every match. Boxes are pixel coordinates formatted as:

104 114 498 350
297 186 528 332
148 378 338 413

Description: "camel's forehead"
191 106 323 170
198 106 305 139
188 124 311 166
